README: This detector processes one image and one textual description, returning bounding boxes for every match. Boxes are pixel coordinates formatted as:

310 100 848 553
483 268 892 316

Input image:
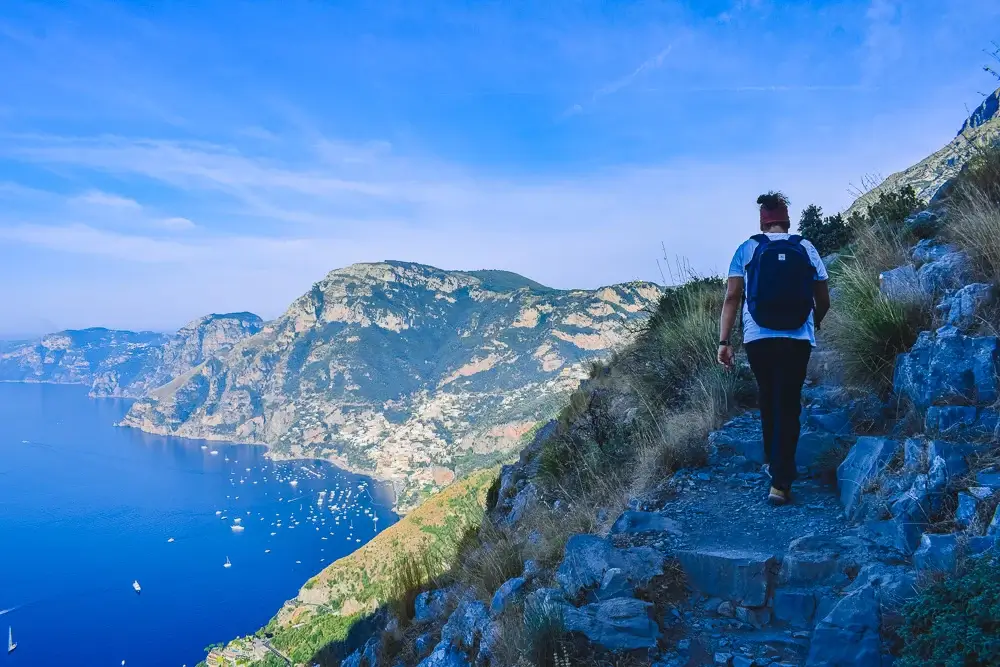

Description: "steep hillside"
122 261 661 507
0 313 263 398
846 86 1000 217
0 328 168 388
91 312 264 397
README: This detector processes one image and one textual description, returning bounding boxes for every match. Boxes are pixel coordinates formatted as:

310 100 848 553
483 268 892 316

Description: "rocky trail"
593 394 909 667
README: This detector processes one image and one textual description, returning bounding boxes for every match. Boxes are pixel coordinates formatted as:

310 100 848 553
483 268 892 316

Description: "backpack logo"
778 254 786 261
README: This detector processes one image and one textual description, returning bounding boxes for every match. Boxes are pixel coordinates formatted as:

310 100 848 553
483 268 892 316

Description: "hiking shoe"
768 486 791 506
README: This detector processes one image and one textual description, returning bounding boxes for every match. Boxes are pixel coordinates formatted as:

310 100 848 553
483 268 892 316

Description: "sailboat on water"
133 580 141 594
223 556 232 569
8 626 16 653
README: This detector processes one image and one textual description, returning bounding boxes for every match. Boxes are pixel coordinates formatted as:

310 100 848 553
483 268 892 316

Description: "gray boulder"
911 239 955 265
779 535 880 587
879 265 923 303
917 250 973 295
889 475 932 554
561 597 661 651
913 533 958 572
502 483 538 527
937 282 994 331
441 600 489 651
342 637 380 667
416 642 470 667
556 534 665 600
976 468 1000 489
609 511 684 537
893 331 1000 410
805 584 881 667
489 577 526 616
414 589 451 623
675 549 777 607
956 489 991 527
772 588 817 628
837 437 900 517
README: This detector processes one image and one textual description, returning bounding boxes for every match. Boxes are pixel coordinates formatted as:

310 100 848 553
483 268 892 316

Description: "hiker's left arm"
813 280 830 328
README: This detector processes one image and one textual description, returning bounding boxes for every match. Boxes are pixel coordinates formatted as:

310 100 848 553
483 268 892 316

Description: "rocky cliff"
0 312 263 398
846 86 1000 217
122 262 661 507
0 328 168 388
91 312 264 397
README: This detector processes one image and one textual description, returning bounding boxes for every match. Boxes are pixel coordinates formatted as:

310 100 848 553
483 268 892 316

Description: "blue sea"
0 383 398 667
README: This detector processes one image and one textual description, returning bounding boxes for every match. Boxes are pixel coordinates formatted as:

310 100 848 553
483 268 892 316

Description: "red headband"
760 204 790 226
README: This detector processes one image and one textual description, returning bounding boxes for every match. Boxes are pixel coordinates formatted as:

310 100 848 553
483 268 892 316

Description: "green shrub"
898 555 1000 667
826 256 928 390
847 185 924 234
946 144 1000 288
798 204 853 256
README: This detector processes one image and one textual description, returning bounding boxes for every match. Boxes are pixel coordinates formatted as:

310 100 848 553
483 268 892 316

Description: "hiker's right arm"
718 277 743 368
813 280 830 328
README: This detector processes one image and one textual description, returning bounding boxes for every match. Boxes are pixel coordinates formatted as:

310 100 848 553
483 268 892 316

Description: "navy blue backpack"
744 234 816 330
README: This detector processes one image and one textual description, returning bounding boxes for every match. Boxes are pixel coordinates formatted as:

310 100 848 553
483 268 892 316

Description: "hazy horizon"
2 0 999 335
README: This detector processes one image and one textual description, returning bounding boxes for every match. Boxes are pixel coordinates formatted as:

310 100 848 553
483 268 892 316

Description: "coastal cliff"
121 262 661 507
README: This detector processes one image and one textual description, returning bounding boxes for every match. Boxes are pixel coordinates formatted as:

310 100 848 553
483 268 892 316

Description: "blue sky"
1 0 998 335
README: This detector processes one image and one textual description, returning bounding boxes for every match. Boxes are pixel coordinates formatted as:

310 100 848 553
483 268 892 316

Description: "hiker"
717 191 831 505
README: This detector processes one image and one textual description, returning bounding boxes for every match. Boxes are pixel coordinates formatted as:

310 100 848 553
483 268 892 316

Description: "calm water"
0 383 398 667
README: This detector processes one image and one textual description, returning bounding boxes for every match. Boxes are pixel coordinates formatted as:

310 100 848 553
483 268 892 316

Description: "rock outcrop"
120 261 661 505
846 85 1000 218
0 312 263 398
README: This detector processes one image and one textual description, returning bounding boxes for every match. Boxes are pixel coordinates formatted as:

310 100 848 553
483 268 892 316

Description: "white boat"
200 445 207 450
210 450 219 456
289 480 298 487
223 556 232 568
8 626 16 653
215 510 222 516
132 580 141 594
233 517 242 524
167 537 175 543
231 524 245 532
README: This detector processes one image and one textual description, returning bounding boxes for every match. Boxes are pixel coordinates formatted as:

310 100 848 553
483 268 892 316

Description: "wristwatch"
719 339 731 346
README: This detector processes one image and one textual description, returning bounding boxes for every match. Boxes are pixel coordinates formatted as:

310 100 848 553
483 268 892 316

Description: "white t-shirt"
727 233 829 346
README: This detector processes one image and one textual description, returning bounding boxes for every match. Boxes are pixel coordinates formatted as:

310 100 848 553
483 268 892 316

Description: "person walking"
717 191 830 505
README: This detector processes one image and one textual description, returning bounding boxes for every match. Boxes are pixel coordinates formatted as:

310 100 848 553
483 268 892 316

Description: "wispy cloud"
564 44 675 116
73 190 142 209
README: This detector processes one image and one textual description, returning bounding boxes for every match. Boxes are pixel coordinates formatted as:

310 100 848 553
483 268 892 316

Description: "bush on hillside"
798 204 853 257
825 186 932 391
847 185 924 234
946 144 1000 288
898 555 1000 667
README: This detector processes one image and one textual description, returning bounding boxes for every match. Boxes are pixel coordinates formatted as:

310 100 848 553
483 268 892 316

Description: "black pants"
744 338 812 491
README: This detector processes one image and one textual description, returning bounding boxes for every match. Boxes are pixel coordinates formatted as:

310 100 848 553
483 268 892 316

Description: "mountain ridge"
119 260 662 507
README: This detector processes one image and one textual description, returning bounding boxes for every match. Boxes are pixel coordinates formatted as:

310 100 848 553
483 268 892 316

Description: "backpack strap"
744 234 771 271
788 234 803 244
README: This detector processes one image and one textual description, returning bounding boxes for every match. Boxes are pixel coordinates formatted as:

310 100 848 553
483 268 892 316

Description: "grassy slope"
213 467 498 666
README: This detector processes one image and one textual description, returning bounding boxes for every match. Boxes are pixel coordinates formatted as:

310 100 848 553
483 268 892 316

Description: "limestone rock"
675 549 777 607
556 534 665 600
837 437 900 518
772 588 817 628
893 331 1000 410
937 283 994 331
609 511 684 537
560 597 661 651
490 577 526 616
917 251 973 295
414 589 451 623
440 600 489 651
805 584 881 667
